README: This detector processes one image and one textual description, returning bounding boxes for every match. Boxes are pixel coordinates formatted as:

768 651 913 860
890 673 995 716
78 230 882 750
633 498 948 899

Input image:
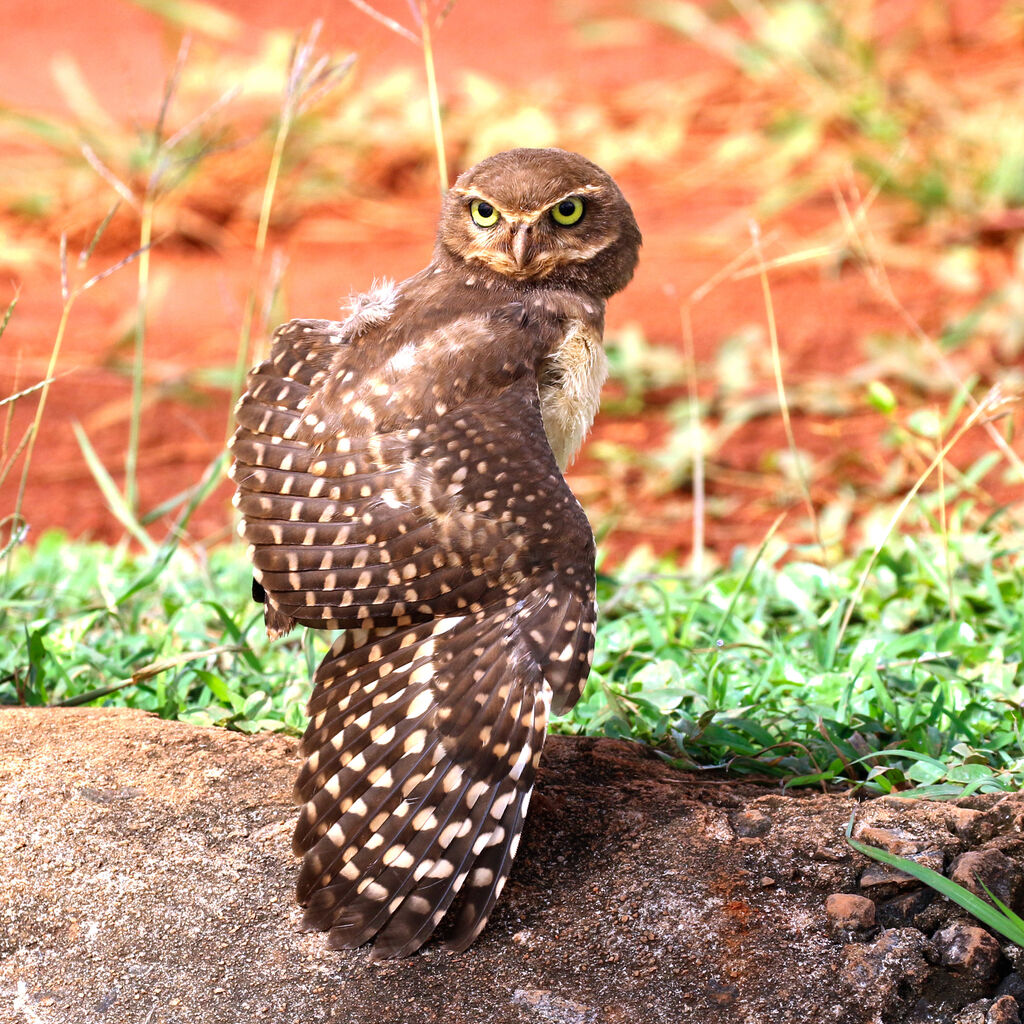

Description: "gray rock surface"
933 923 1006 984
1 709 1021 1024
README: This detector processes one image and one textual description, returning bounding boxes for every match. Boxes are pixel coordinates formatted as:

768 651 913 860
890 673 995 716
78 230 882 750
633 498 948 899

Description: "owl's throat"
538 320 609 472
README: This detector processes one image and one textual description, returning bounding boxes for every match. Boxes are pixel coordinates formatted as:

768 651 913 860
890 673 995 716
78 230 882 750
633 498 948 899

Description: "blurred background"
2 0 1022 567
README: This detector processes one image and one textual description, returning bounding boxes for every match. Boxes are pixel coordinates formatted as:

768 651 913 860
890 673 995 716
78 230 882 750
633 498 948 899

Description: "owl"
229 147 641 957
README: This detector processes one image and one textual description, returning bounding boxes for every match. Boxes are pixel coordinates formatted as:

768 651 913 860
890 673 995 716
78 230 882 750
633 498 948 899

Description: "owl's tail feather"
441 777 533 953
293 599 550 958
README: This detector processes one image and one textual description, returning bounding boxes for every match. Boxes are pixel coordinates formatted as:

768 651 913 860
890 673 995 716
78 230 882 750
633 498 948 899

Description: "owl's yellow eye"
551 197 585 226
470 199 500 227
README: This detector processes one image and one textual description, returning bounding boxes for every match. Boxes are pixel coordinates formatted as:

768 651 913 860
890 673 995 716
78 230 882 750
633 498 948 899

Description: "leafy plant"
554 524 1024 796
0 530 325 733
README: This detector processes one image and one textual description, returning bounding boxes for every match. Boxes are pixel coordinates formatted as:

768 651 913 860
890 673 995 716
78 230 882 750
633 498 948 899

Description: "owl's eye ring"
551 197 585 226
470 199 500 227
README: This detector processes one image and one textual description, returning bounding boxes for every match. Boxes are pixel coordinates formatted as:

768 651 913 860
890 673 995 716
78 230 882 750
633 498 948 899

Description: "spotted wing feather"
230 318 596 955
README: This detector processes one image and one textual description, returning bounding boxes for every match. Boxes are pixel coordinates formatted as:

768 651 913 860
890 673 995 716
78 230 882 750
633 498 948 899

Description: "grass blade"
53 645 242 707
71 421 156 554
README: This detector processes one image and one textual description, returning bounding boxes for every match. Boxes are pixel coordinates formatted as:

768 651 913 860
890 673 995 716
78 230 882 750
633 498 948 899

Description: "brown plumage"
229 148 640 957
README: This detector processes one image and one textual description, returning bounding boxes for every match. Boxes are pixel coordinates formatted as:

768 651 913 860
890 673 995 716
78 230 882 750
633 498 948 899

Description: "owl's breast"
537 319 609 472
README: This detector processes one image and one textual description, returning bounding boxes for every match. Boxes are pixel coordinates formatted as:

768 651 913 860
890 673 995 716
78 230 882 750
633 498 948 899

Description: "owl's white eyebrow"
548 184 604 204
452 183 605 221
458 195 542 225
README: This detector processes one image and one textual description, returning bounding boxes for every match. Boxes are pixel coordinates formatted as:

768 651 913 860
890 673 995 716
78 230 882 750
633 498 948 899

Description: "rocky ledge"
1 708 1021 1024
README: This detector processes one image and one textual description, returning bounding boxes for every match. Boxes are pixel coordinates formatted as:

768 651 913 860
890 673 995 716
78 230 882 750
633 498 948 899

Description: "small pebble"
826 893 876 934
988 994 1022 1024
949 849 1023 910
859 849 945 894
856 826 919 856
731 809 772 838
932 922 1004 983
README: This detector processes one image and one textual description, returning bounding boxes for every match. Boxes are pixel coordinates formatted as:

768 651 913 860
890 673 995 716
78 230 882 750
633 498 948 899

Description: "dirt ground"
2 0 1021 562
2 708 1023 1024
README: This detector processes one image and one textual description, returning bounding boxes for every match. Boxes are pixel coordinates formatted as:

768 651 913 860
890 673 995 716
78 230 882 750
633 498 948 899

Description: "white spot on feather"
387 343 417 374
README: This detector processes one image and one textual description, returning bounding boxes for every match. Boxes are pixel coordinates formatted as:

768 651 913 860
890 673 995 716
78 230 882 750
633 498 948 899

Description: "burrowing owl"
229 148 641 957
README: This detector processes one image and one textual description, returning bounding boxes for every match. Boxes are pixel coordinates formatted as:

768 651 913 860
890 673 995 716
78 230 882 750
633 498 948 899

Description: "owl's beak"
510 224 532 269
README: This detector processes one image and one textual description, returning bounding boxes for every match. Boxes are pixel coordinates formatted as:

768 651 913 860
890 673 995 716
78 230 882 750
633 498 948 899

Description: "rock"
814 863 856 890
951 999 992 1024
950 995 1023 1024
811 845 850 862
825 893 876 937
950 850 1024 913
932 923 1005 984
857 826 921 856
0 708 873 1024
705 980 739 1006
511 989 599 1023
959 798 1024 847
914 899 970 936
996 973 1024 1002
859 849 946 896
840 928 935 1018
875 883 974 937
730 808 772 838
988 995 1022 1024
1005 945 1024 973
2 709 1021 1024
876 889 934 930
946 806 985 841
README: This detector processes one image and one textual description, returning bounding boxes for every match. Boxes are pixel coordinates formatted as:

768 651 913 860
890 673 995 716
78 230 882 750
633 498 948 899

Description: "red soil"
1 0 1020 564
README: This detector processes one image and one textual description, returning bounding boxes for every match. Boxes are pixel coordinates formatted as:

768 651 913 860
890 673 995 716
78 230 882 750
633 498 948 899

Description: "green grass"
3 521 1021 796
565 523 1023 795
0 530 326 733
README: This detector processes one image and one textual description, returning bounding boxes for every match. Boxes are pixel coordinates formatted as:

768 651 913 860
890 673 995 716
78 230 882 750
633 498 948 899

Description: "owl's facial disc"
438 148 641 296
455 187 614 281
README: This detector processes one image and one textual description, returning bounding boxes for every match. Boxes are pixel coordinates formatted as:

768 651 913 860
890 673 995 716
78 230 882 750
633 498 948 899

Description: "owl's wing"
229 317 597 957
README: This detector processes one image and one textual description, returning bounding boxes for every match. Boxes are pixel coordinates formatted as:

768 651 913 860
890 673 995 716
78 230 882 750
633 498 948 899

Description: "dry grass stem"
348 0 419 43
750 220 828 567
832 181 1024 484
417 0 449 192
79 144 140 211
228 21 354 431
347 0 451 192
0 377 60 412
679 303 705 577
834 386 1014 655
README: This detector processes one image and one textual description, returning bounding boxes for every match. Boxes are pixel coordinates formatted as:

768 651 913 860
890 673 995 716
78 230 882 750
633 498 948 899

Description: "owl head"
436 148 641 299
